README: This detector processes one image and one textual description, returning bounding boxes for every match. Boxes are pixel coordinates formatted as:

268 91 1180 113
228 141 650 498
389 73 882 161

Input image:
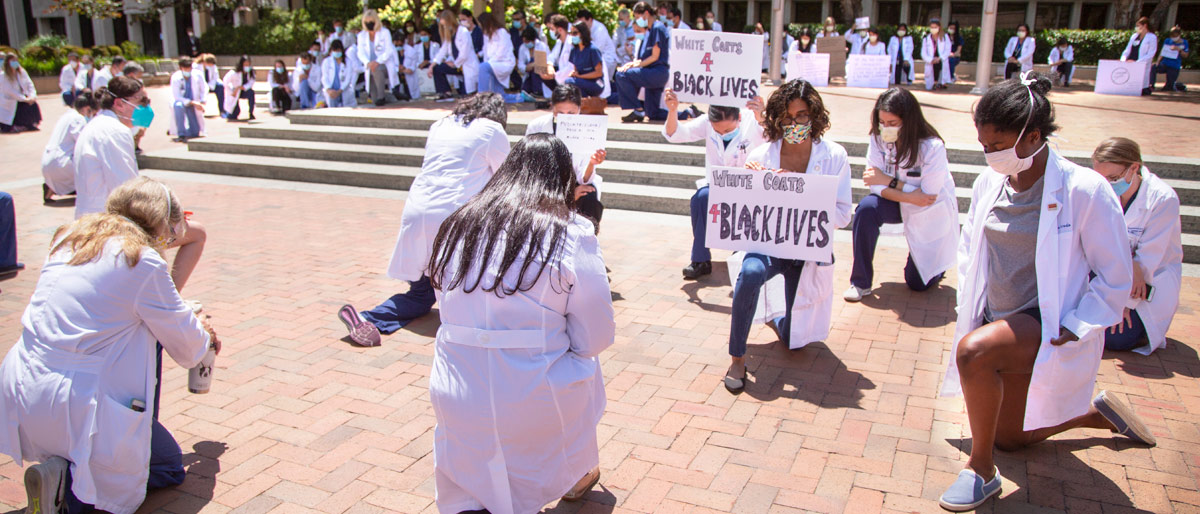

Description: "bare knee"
956 331 997 374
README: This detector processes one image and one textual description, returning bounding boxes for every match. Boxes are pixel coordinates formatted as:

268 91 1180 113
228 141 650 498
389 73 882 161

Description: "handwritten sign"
533 50 548 74
668 29 764 108
845 54 891 88
786 52 830 87
854 17 870 30
705 166 839 262
816 36 846 77
554 114 608 165
1095 59 1149 96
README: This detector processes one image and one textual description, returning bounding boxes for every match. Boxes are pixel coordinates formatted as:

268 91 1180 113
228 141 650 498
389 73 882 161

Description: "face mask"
706 17 714 24
121 98 154 128
571 35 581 45
1110 175 1133 196
243 65 252 73
930 27 939 34
636 17 648 28
879 125 900 143
309 49 319 56
825 25 835 32
947 28 956 35
302 63 312 70
783 122 811 144
525 42 535 49
421 35 430 43
801 38 810 45
407 27 415 33
365 21 376 30
182 71 191 78
869 35 878 43
275 66 284 73
659 15 668 22
858 30 868 38
114 71 123 77
897 30 907 37
82 64 92 71
7 60 20 69
1017 31 1027 38
513 21 522 29
720 128 740 142
335 26 343 33
332 51 343 59
634 32 646 41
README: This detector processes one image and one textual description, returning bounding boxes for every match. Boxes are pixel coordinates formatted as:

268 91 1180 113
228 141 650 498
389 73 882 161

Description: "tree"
1113 0 1144 28
52 0 271 20
838 0 861 21
1148 0 1178 30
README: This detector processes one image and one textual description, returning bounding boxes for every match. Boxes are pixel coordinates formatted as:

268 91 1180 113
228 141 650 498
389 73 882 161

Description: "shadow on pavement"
742 341 875 409
543 484 617 513
1111 337 1200 380
860 281 957 328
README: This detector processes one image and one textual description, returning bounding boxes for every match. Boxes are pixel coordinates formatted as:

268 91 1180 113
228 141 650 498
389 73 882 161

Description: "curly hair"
761 79 830 143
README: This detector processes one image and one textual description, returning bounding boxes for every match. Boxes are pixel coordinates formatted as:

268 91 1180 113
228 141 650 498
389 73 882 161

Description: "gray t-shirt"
984 175 1044 321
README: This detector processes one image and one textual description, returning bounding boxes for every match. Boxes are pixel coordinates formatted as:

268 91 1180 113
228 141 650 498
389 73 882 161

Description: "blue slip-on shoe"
1093 390 1157 446
939 467 1001 512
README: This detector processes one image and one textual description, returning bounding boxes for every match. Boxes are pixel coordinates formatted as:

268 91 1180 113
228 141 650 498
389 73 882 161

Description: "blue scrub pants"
62 89 77 106
565 76 603 97
729 254 804 356
1104 310 1147 351
172 101 200 138
227 89 255 119
849 194 942 291
433 63 466 95
615 66 668 120
212 84 226 115
522 72 545 97
0 192 16 269
361 276 437 333
689 186 711 263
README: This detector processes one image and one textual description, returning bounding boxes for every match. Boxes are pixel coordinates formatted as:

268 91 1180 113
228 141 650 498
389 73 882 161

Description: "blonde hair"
50 177 183 267
200 53 217 65
1092 137 1142 168
439 9 459 47
362 9 381 30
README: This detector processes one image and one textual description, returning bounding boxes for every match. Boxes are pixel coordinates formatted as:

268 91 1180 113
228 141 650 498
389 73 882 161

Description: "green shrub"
61 44 91 58
119 40 143 59
19 55 66 76
307 0 360 30
199 8 318 55
555 0 617 34
21 34 68 53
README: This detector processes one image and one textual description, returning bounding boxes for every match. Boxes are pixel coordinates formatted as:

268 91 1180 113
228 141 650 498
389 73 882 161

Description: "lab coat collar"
1125 166 1152 218
1034 148 1067 340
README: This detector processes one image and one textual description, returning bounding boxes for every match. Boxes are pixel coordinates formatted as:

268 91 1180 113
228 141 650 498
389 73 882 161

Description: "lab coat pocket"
796 261 835 307
91 394 149 472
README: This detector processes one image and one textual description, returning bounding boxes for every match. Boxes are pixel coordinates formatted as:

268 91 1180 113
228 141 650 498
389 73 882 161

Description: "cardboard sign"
786 52 830 87
854 17 870 30
705 166 839 262
1095 59 1149 96
533 50 548 74
554 114 608 165
668 29 764 108
816 36 847 77
845 54 891 88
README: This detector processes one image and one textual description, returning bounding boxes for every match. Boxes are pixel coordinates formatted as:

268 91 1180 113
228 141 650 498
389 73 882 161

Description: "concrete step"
138 147 420 190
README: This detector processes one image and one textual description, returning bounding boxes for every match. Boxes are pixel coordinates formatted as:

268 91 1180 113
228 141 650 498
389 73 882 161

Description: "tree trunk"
1113 0 1145 28
1149 0 1177 30
839 0 862 20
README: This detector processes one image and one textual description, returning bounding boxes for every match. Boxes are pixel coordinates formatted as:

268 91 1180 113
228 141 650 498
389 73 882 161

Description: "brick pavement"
0 88 1199 513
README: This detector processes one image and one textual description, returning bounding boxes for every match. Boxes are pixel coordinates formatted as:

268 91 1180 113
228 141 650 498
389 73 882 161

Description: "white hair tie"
1019 70 1036 86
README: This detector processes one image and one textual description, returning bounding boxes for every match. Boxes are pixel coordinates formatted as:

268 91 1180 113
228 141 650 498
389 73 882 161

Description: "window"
1178 3 1200 30
910 1 944 24
1034 2 1071 30
79 14 94 47
724 1 748 32
757 1 772 29
951 2 983 27
996 2 1028 29
877 1 902 25
687 1 709 27
1079 3 1108 29
793 1 823 24
48 17 67 37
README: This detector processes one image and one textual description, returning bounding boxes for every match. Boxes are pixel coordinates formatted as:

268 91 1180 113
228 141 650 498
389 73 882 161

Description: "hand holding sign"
705 166 840 262
668 29 764 108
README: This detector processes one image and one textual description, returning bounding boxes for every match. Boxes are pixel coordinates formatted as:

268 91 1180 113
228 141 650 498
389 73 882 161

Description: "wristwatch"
888 177 899 189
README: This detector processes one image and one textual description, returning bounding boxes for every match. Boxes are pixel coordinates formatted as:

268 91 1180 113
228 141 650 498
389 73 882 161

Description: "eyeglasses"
781 111 811 124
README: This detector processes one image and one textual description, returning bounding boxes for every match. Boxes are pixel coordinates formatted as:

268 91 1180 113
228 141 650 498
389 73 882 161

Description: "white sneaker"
25 456 69 514
843 285 872 302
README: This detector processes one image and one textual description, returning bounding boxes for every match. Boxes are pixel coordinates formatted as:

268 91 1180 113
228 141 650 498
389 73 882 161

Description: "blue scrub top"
570 45 604 84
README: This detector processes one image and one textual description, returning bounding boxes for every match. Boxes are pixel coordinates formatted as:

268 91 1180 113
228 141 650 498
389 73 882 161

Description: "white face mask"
879 125 900 143
984 82 1047 176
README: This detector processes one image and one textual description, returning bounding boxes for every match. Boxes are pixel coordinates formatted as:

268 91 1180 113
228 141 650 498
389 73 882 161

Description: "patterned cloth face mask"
783 122 811 144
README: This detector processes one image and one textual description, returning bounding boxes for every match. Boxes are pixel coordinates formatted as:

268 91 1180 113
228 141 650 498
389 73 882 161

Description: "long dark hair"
452 92 507 128
869 88 941 169
572 21 593 49
427 134 579 296
236 54 252 82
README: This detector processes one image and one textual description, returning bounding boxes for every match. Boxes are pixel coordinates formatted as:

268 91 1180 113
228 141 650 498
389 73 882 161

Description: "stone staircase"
138 108 1200 264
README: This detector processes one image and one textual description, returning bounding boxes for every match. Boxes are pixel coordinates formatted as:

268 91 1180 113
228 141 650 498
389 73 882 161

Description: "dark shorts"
984 306 1041 326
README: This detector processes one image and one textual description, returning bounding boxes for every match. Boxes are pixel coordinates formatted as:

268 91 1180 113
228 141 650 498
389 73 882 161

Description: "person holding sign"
843 88 957 302
661 89 766 279
722 80 853 393
921 19 953 90
939 73 1150 512
888 24 915 85
1003 24 1036 80
1151 26 1189 92
525 84 608 225
518 26 552 99
1090 137 1182 354
565 22 606 98
615 1 671 122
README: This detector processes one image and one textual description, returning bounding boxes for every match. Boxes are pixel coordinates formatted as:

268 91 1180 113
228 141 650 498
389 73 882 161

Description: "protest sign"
554 114 608 164
816 36 847 77
854 17 870 30
786 52 830 87
705 166 839 262
668 29 764 108
845 54 891 88
533 50 548 74
1095 59 1150 96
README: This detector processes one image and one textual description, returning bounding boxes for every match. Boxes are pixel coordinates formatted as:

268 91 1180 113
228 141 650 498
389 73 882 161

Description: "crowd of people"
0 5 1191 514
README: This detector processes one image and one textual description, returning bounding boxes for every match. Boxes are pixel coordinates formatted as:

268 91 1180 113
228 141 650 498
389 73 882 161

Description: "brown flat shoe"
561 467 600 502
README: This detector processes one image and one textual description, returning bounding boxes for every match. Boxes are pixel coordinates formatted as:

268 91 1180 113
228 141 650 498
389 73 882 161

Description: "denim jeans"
689 186 711 263
297 79 317 109
477 62 506 94
729 254 805 357
361 276 437 333
172 101 200 138
212 83 225 115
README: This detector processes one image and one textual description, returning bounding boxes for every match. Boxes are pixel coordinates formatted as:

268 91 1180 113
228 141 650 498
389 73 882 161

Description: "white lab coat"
888 35 915 84
202 64 220 92
357 28 401 94
1121 32 1158 62
221 69 254 117
434 26 480 94
589 19 619 80
324 31 355 55
1004 36 1036 73
943 150 1132 430
865 136 958 283
786 40 818 55
75 67 96 91
0 239 209 514
482 30 517 84
845 30 867 55
168 70 207 137
921 33 953 89
41 109 87 194
73 110 138 219
292 59 322 93
1122 167 1182 355
517 40 553 97
1048 45 1076 83
548 39 574 80
320 57 358 107
91 66 115 90
399 42 421 98
760 33 771 70
415 41 441 95
0 68 37 126
387 117 510 281
743 139 854 348
430 215 613 514
862 41 888 56
59 63 78 93
525 114 603 192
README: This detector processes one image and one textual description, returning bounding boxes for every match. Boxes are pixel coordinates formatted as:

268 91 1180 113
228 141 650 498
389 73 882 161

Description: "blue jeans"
172 101 200 138
212 83 225 114
297 80 317 109
1104 309 1147 351
433 63 465 95
689 186 710 263
729 254 805 356
227 89 255 119
361 275 437 333
615 65 668 120
849 194 942 291
477 62 506 94
565 76 603 97
0 192 16 269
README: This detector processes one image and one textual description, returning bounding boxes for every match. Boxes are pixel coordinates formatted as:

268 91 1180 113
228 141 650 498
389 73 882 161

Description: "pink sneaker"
338 304 381 347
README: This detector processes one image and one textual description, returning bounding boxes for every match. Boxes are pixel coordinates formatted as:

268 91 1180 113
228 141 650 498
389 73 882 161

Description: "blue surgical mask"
182 71 191 78
420 35 430 43
513 21 522 29
243 65 252 73
720 128 740 142
571 35 581 45
619 20 627 27
332 51 343 59
634 32 646 41
7 60 18 69
309 50 319 56
121 98 154 128
275 66 284 73
302 63 312 70
659 15 667 22
525 42 534 49
636 17 648 28
1110 174 1134 196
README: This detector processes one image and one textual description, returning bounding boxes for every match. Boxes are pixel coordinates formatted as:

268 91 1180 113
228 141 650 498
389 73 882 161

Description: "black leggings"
1005 62 1021 79
577 190 603 230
